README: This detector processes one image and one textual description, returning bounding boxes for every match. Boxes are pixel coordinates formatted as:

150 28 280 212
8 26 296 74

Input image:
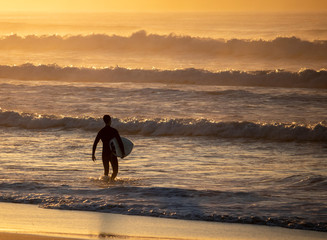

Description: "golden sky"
1 0 326 12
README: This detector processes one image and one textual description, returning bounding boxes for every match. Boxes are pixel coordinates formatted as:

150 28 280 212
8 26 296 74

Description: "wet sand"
0 202 326 240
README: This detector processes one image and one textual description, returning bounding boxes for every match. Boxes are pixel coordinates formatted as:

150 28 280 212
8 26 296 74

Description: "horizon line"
1 10 327 14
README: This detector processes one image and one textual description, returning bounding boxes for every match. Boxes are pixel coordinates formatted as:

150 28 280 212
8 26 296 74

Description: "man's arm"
92 134 101 161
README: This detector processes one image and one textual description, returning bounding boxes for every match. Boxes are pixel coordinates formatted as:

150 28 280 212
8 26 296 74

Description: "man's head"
103 115 111 125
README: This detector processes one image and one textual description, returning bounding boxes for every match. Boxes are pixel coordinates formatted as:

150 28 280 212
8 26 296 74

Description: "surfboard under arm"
110 137 134 158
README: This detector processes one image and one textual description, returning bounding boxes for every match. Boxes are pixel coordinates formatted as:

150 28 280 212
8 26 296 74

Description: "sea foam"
1 184 326 232
1 110 326 142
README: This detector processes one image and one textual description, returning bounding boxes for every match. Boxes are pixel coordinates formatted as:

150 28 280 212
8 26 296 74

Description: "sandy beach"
0 202 326 240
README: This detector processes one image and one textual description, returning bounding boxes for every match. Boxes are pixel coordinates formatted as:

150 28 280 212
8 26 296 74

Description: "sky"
1 0 326 12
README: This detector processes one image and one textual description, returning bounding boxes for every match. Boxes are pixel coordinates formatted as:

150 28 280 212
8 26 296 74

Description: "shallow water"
0 81 326 231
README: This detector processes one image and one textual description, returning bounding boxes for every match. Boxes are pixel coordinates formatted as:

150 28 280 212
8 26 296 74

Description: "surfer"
92 115 125 181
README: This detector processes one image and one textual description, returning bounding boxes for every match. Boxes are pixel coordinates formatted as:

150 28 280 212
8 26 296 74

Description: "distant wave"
0 64 326 88
1 31 327 60
1 110 326 142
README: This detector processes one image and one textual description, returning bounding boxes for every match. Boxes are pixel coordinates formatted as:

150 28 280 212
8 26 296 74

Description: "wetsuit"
92 125 125 179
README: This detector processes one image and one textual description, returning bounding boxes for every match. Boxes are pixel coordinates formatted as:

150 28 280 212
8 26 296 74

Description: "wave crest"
0 64 326 88
1 110 326 142
1 32 327 60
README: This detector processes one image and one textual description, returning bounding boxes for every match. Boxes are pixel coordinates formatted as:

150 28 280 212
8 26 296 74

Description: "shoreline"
1 202 326 240
0 232 86 240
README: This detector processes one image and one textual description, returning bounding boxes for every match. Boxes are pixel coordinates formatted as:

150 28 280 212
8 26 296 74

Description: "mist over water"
0 12 326 232
2 33 327 60
0 12 326 71
1 12 327 40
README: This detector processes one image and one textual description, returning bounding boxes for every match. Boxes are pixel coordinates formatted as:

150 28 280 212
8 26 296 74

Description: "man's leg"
102 152 110 176
110 154 119 180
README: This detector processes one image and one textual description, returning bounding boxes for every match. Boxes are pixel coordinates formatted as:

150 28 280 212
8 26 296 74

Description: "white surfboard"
109 137 133 158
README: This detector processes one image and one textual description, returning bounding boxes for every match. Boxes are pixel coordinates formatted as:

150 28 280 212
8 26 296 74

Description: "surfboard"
109 137 133 158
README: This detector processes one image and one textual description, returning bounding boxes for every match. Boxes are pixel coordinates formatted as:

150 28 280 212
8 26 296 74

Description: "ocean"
0 12 326 232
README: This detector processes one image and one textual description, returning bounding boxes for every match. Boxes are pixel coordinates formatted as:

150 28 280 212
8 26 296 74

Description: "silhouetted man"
92 115 125 181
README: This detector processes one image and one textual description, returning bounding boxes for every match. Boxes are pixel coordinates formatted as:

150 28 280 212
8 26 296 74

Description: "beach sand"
0 202 326 240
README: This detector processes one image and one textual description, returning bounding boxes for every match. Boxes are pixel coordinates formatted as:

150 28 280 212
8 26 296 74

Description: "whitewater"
0 12 326 232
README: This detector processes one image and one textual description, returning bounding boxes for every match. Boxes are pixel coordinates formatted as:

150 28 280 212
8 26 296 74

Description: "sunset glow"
1 0 327 12
1 0 327 238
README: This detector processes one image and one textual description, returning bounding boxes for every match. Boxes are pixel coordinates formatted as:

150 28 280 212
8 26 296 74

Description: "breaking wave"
1 31 327 60
1 110 326 142
0 64 326 88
